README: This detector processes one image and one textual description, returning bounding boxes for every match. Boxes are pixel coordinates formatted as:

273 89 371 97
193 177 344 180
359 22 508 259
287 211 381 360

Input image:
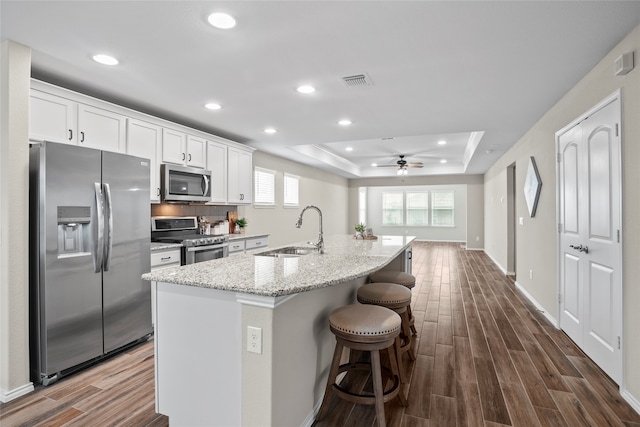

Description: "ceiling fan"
376 155 423 175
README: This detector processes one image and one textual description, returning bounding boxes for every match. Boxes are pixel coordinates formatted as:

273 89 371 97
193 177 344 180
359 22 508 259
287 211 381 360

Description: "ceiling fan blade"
408 162 423 168
376 164 399 167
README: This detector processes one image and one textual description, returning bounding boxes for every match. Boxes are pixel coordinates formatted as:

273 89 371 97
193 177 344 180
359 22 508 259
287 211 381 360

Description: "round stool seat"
329 304 401 344
368 270 416 289
357 282 412 310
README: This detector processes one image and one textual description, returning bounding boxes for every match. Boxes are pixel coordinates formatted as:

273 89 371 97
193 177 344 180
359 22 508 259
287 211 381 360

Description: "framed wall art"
524 156 542 217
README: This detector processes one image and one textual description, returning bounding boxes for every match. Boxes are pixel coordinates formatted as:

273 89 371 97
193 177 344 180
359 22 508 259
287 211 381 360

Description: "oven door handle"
185 243 229 252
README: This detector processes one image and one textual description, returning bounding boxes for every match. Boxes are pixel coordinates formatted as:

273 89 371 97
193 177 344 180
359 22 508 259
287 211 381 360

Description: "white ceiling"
2 1 639 178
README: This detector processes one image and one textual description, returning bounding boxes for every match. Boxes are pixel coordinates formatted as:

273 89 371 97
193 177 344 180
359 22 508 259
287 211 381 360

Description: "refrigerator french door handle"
103 183 113 271
94 182 105 273
202 175 209 198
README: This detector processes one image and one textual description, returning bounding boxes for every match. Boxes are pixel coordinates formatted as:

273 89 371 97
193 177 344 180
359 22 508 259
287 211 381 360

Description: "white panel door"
162 128 186 165
186 135 207 169
557 97 622 384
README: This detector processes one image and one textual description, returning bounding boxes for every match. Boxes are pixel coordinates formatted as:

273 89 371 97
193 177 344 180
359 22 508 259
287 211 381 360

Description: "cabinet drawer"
228 241 245 253
244 237 268 251
151 249 181 270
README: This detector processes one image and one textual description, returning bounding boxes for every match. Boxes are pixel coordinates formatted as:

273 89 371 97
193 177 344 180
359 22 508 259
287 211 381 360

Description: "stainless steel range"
151 216 229 264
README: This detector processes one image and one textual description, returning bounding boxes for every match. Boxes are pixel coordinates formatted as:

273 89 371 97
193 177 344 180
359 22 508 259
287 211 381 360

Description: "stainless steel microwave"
161 164 212 202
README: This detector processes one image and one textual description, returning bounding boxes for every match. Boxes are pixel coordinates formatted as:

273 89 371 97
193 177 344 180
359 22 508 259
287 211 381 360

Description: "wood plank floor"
314 242 640 427
2 242 639 426
0 339 167 427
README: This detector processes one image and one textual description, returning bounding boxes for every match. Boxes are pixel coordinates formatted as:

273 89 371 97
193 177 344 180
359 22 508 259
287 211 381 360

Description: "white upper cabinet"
30 90 77 144
227 147 253 204
187 135 207 169
127 118 161 202
77 104 126 152
162 128 206 169
206 140 228 203
162 128 187 165
30 90 126 153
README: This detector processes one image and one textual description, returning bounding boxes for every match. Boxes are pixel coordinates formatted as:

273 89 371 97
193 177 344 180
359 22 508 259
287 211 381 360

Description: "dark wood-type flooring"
2 242 639 426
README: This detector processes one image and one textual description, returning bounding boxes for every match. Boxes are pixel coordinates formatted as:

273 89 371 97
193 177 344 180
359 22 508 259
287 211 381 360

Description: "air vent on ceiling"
342 73 373 88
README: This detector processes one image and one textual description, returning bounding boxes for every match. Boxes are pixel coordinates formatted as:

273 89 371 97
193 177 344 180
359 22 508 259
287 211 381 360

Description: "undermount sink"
255 246 319 258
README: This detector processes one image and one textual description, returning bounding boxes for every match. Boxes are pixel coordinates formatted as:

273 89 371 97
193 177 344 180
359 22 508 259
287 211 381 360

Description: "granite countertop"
150 242 183 252
142 234 415 297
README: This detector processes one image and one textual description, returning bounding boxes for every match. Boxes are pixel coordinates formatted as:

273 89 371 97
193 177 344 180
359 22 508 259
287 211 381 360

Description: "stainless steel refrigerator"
29 141 152 385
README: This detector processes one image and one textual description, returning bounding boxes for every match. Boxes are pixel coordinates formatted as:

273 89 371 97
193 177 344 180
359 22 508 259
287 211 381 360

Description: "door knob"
569 244 589 254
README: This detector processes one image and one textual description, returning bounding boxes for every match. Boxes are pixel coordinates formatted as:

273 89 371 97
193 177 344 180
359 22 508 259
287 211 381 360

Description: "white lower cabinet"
150 248 181 326
244 236 268 252
228 240 245 255
228 236 268 254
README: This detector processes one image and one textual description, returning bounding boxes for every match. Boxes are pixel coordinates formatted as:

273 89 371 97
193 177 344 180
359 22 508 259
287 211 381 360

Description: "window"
406 192 429 226
431 190 455 226
254 167 275 206
358 187 367 225
283 173 299 207
382 192 404 225
379 189 455 226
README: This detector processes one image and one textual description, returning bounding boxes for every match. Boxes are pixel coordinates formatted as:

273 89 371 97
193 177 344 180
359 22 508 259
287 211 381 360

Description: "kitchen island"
142 234 414 427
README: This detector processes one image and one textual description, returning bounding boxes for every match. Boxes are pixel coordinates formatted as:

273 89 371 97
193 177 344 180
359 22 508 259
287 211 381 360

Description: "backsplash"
151 204 238 225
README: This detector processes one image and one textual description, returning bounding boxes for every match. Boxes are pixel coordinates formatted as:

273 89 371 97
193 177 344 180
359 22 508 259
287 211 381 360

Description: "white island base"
149 236 413 427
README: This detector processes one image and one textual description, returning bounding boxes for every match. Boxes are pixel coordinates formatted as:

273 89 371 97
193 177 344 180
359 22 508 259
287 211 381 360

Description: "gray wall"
483 23 640 405
349 174 485 249
239 151 350 247
364 184 467 242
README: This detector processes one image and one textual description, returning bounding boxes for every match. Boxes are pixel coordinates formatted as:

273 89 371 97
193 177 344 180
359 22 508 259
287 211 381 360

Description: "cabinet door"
228 147 253 204
78 104 126 152
127 118 161 202
206 141 227 203
186 135 207 169
162 128 186 165
30 90 77 144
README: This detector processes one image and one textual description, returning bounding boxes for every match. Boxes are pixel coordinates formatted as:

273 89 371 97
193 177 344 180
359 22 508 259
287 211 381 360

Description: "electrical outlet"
247 326 262 354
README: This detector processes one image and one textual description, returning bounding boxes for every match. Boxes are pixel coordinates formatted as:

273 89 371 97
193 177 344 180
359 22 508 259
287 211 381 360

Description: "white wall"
364 184 467 242
239 151 350 248
0 40 33 402
483 24 640 407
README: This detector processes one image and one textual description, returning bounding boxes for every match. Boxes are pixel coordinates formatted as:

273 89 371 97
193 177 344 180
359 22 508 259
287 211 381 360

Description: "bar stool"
368 270 417 335
316 304 407 427
357 282 415 382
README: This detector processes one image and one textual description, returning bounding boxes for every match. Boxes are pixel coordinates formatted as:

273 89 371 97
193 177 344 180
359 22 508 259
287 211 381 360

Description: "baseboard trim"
0 382 34 403
300 397 322 427
485 251 508 275
514 280 559 328
621 388 640 416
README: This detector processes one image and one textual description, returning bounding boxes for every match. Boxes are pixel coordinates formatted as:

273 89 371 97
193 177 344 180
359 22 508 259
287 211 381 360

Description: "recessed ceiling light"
371 163 378 167
93 54 118 65
338 119 352 126
264 128 277 134
440 159 447 164
297 85 315 94
345 147 353 152
208 12 237 29
205 103 222 110
438 140 447 145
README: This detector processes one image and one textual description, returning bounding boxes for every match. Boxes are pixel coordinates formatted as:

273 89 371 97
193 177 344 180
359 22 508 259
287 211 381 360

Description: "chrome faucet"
295 205 324 254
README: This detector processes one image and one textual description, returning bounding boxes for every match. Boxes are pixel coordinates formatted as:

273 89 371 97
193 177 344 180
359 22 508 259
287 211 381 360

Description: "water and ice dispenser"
57 206 91 257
